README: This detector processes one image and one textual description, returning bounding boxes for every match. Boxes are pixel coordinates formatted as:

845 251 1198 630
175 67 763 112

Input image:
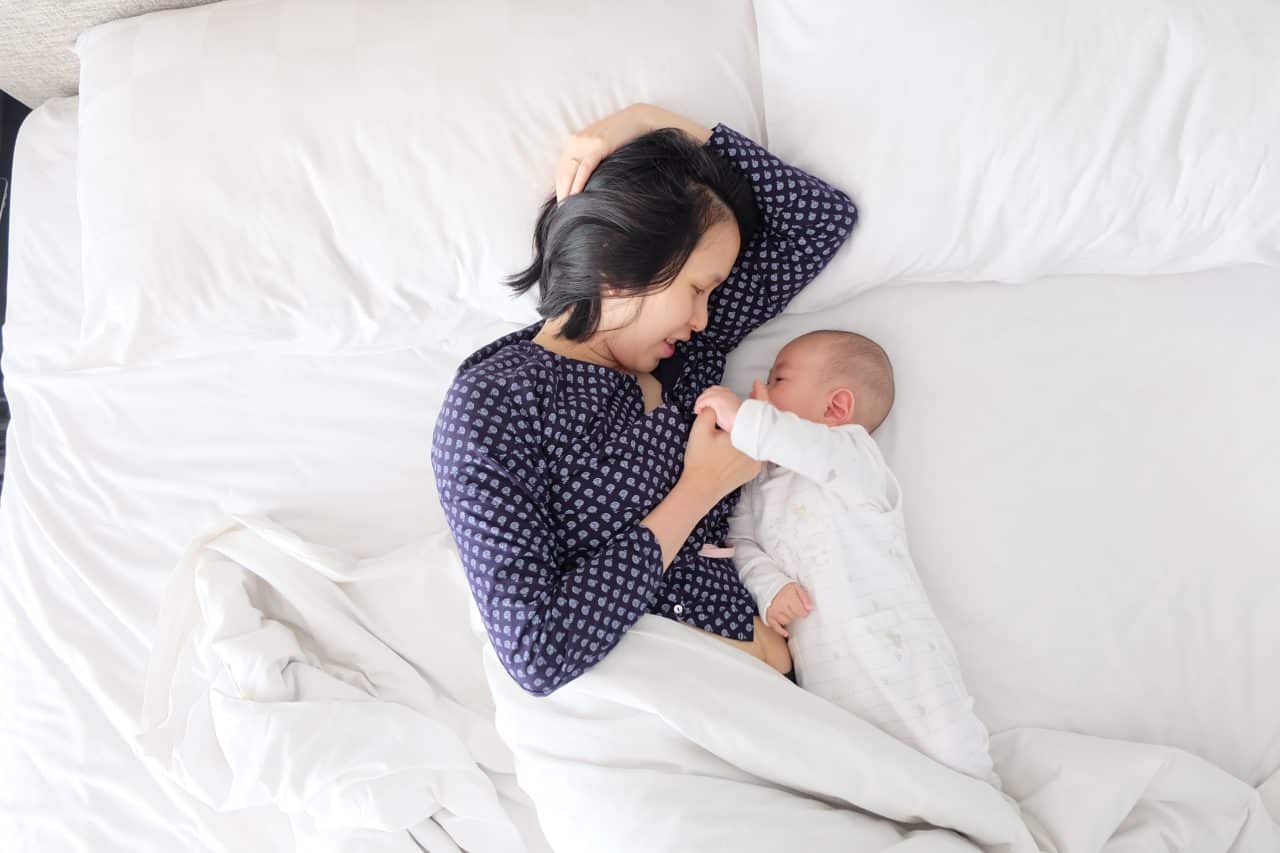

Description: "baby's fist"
765 582 814 638
693 385 743 432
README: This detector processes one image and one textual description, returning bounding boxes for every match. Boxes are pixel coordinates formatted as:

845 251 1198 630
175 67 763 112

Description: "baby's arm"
730 399 886 500
726 487 794 630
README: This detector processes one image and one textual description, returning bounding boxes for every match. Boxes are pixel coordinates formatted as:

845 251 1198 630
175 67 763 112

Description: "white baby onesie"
727 399 1000 786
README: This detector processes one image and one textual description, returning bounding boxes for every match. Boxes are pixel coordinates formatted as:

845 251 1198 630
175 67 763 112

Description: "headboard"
0 0 219 107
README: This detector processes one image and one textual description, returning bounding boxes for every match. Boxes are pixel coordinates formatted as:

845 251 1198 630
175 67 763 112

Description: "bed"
1 1 1278 851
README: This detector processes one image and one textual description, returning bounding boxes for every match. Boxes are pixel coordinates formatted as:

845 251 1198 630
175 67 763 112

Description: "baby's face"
764 339 836 425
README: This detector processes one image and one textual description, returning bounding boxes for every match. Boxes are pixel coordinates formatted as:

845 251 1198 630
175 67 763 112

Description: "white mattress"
3 98 1278 851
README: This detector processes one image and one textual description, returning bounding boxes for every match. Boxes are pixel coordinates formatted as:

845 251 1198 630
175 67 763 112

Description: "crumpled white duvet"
137 515 549 852
139 517 1279 852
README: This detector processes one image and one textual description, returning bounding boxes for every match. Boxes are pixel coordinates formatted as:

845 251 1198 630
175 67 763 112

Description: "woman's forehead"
689 220 740 275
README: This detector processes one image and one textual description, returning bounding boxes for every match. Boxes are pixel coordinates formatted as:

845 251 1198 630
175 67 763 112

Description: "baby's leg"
694 616 792 675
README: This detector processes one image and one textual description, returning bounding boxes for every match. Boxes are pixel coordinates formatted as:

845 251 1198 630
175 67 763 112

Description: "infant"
695 330 1000 786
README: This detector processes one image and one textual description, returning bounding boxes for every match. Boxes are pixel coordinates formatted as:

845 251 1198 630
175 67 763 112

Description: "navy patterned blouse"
433 124 856 695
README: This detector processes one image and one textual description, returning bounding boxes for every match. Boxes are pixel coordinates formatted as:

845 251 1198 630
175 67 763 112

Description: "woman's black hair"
507 128 759 341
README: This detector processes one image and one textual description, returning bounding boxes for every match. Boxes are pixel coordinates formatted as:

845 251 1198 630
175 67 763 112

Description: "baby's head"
763 330 894 432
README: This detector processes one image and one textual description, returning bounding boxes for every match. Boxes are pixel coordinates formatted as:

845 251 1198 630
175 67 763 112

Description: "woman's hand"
555 103 713 202
642 409 758 571
680 408 762 503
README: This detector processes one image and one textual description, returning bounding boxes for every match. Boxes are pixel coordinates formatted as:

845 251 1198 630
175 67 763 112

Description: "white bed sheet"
3 98 1277 852
725 269 1280 787
1 98 510 851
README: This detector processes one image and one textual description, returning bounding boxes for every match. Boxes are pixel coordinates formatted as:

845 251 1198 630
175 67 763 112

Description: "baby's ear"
826 388 856 425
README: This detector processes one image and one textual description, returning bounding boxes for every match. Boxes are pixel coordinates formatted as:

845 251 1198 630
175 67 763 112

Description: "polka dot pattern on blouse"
432 124 856 695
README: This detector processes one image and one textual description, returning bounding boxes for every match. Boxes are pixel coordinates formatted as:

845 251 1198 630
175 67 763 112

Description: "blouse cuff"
625 522 666 607
704 123 767 174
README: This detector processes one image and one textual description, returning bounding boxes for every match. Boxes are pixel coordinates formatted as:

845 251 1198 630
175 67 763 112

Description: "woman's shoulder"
444 335 551 424
434 336 554 486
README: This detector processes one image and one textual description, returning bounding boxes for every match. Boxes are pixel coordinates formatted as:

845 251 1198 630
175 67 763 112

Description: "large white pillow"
755 0 1280 307
73 0 765 364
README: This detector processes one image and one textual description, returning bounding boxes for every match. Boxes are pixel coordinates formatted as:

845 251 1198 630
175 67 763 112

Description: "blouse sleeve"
700 124 858 354
432 380 665 697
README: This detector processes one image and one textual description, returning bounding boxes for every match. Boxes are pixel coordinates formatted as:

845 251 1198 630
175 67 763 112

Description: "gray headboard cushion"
0 0 221 108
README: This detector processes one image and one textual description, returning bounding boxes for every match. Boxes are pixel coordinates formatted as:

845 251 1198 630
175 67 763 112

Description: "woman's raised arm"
699 126 857 353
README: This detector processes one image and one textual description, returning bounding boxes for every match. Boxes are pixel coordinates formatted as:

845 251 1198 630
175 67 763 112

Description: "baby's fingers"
797 586 814 612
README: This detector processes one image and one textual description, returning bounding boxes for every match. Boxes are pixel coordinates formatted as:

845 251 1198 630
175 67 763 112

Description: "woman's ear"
825 388 856 426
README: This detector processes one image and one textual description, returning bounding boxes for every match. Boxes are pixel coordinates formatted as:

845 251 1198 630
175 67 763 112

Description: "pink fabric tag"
698 544 736 559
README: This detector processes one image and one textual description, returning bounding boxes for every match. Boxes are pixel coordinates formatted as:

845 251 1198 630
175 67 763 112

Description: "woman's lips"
660 340 675 358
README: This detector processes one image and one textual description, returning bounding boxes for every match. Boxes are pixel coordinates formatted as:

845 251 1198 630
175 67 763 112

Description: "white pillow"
755 0 1280 307
73 0 765 364
4 97 83 374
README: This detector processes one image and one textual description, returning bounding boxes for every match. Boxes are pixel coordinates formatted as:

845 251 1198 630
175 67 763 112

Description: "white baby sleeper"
728 399 1000 786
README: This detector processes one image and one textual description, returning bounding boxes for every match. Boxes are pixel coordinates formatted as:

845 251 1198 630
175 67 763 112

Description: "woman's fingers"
554 153 576 203
568 150 601 197
689 407 718 441
556 104 662 201
556 136 609 201
556 156 589 203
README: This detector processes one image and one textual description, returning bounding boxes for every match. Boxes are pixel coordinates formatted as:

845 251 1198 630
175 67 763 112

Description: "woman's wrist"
641 476 721 570
671 474 723 512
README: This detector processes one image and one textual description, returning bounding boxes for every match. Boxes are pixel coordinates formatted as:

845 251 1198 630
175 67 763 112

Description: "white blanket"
140 518 1279 852
488 617 1280 852
137 516 549 852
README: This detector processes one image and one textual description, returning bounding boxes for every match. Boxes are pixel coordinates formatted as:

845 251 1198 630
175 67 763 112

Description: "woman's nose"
690 303 708 332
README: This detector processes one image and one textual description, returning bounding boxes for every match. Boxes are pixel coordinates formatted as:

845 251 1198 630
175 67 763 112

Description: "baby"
695 330 1000 787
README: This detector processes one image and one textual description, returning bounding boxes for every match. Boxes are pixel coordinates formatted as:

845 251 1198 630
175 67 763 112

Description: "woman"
432 103 856 696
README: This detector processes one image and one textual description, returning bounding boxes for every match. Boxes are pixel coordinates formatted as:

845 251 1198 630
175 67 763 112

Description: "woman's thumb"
693 407 718 431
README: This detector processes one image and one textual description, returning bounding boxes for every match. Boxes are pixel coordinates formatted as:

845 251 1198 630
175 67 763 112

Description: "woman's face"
596 218 741 374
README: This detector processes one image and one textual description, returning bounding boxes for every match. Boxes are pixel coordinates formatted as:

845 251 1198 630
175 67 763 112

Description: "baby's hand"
765 582 814 639
694 385 744 432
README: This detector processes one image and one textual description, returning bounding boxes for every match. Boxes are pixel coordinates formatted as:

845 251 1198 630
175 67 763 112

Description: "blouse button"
673 604 685 616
